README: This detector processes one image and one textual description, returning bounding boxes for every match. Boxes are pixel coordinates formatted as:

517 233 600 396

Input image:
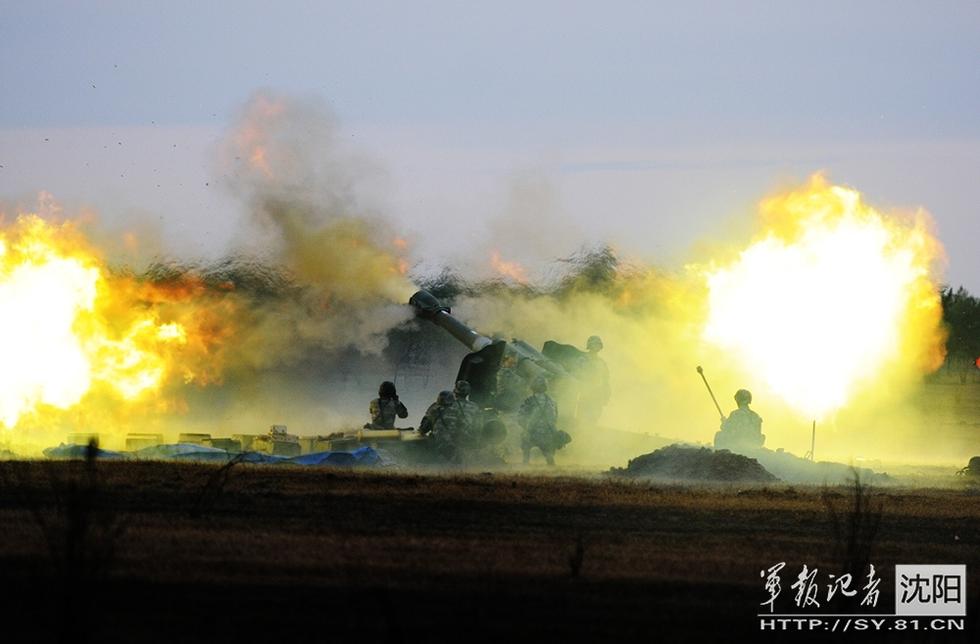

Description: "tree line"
938 286 980 383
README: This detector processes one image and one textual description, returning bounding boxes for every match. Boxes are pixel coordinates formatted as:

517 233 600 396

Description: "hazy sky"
1 1 978 289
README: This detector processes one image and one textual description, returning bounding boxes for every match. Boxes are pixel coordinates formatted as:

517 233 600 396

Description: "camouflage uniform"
368 397 408 429
494 363 527 412
367 381 408 429
452 380 484 448
455 398 484 446
577 352 610 426
721 408 763 439
420 392 469 463
518 391 563 465
575 336 610 427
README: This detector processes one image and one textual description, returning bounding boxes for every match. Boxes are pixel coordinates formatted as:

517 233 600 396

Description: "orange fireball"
0 212 233 429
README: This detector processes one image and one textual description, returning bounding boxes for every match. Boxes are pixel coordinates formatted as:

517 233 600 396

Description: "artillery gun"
409 289 587 422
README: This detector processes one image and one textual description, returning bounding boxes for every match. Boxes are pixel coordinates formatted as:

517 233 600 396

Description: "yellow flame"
0 214 226 429
0 229 97 425
703 175 944 420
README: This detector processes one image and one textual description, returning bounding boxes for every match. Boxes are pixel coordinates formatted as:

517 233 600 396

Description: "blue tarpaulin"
288 446 383 466
42 443 390 467
238 451 290 464
134 443 229 459
134 444 288 464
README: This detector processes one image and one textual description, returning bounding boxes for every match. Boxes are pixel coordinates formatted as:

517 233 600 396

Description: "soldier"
494 352 526 412
518 376 571 465
453 380 484 445
576 335 611 427
714 389 765 451
366 381 408 429
419 390 467 463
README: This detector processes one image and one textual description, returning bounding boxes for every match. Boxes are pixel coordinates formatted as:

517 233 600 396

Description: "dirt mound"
959 455 980 477
613 444 777 483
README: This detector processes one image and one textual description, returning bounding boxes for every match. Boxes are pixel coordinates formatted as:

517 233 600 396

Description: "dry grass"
1 442 127 643
0 462 977 642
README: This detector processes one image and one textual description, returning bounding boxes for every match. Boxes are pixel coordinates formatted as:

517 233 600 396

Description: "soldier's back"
719 407 764 448
370 398 400 429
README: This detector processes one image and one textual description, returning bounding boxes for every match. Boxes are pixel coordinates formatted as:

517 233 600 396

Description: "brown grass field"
0 460 977 643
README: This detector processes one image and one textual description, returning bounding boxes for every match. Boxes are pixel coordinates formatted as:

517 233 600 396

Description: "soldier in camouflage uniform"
518 376 571 465
419 390 468 463
494 353 527 412
453 380 484 446
367 381 408 429
714 389 765 452
576 335 611 427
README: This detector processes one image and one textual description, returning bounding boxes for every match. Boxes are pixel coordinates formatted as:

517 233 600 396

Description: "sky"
1 0 978 290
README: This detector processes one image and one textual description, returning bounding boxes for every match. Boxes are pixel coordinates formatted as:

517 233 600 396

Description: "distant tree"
555 245 620 295
415 267 469 305
940 286 980 383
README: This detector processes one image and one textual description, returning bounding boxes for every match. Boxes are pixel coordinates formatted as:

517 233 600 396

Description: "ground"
0 461 977 642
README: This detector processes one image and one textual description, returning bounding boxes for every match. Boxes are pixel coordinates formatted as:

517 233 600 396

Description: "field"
0 459 978 643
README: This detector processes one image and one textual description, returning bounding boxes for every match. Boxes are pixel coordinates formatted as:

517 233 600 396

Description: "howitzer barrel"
409 290 493 352
409 289 580 414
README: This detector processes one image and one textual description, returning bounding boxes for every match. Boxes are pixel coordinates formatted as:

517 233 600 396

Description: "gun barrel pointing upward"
409 289 577 409
409 290 493 352
697 365 725 421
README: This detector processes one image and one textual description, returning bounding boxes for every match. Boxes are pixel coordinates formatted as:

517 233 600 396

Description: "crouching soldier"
367 381 408 429
419 390 468 464
518 376 571 465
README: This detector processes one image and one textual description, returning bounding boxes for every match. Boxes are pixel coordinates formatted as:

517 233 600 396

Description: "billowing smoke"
0 93 425 451
215 92 415 364
0 92 959 468
447 249 719 466
443 177 951 465
476 173 584 284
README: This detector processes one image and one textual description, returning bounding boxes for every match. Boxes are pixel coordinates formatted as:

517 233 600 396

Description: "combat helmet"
437 390 456 405
586 335 603 351
379 381 397 398
454 380 472 398
734 389 752 405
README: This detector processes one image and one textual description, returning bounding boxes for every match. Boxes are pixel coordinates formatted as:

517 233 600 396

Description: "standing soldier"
576 335 611 427
419 390 467 463
494 352 527 412
453 380 484 446
367 381 408 429
518 376 571 465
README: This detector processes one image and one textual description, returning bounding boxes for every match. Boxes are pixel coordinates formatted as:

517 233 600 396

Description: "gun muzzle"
409 290 493 352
